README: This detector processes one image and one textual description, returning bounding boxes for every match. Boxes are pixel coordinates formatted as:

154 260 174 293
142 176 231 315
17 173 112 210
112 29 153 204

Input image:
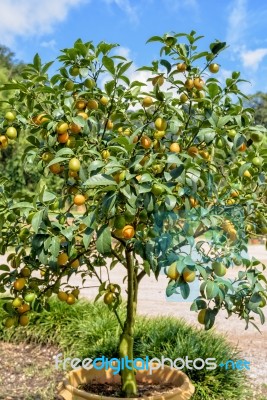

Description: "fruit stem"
118 247 138 397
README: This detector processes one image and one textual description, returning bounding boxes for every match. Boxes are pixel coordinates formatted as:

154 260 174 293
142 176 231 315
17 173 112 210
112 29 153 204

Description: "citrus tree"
0 31 267 397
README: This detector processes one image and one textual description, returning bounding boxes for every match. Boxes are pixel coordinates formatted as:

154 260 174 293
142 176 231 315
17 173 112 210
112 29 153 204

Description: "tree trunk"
119 248 138 397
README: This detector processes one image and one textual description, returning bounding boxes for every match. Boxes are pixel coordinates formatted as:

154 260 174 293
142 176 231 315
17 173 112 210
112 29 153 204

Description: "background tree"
0 32 266 397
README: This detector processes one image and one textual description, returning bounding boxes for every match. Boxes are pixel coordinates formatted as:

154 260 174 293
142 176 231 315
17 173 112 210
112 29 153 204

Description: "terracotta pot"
57 361 195 400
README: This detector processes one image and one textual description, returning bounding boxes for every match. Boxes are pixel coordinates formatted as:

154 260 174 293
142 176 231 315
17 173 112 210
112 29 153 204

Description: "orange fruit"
102 150 110 159
75 99 87 110
19 315 29 326
74 194 86 206
155 118 167 131
69 122 81 134
152 75 164 86
66 294 76 305
142 96 153 107
185 78 194 89
77 112 89 119
0 135 8 149
69 158 81 171
57 253 69 267
194 77 205 90
238 143 247 152
106 119 113 130
18 303 30 314
189 197 198 207
183 267 196 283
177 63 187 72
104 292 114 305
57 132 69 143
13 278 26 291
169 143 181 153
140 136 152 149
56 122 69 134
167 262 179 280
71 259 80 268
187 146 198 157
87 99 98 110
57 291 68 301
49 163 62 174
100 96 109 106
198 309 206 324
122 225 135 239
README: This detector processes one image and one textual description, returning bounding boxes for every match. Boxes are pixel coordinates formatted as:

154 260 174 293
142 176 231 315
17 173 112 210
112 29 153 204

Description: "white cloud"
104 0 138 23
240 48 267 71
0 0 88 46
226 0 247 48
40 39 57 50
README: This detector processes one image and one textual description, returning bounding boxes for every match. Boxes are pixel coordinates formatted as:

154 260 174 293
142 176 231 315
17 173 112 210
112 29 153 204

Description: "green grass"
0 298 250 400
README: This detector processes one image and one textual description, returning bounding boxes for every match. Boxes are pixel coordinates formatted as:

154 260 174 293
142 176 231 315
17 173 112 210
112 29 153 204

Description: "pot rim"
58 362 195 400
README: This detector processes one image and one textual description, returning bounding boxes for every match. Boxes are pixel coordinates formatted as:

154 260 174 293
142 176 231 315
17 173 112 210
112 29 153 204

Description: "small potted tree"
0 31 266 399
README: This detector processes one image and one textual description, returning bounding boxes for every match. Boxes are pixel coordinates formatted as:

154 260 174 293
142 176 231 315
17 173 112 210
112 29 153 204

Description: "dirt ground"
0 244 266 399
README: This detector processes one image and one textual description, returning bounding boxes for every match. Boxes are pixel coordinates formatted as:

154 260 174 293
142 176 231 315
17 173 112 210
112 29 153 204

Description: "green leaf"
49 236 60 258
84 174 117 187
0 264 10 272
165 195 176 210
32 210 44 233
102 56 115 74
180 282 190 299
210 41 226 55
42 191 56 203
33 53 42 70
47 157 69 167
118 61 132 76
10 202 35 210
205 281 219 299
160 59 172 74
146 36 164 43
96 225 112 255
56 148 74 157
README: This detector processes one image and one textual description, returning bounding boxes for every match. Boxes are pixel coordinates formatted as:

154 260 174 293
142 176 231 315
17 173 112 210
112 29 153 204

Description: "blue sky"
1 0 267 93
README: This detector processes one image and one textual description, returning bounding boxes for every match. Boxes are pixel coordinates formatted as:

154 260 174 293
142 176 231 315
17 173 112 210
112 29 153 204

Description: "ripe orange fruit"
57 291 68 301
194 77 205 90
49 163 62 174
75 99 87 110
18 303 30 314
71 259 80 268
167 262 179 280
69 122 81 134
35 113 49 125
177 63 187 72
199 150 210 160
100 96 109 106
19 315 29 326
169 143 181 153
238 143 247 152
12 297 23 308
188 146 198 157
142 96 153 107
122 225 135 239
74 194 86 206
230 190 239 198
106 119 113 130
141 135 152 149
69 158 81 171
183 267 196 283
66 294 76 305
57 253 69 267
152 75 164 86
87 99 98 110
56 122 69 135
77 112 89 119
0 135 8 149
185 78 194 89
13 278 26 291
104 292 114 305
155 118 167 131
57 132 69 143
